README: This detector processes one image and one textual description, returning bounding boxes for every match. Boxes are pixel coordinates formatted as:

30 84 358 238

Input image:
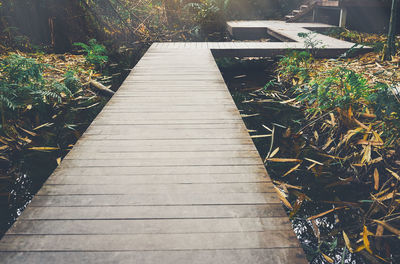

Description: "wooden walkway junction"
0 21 365 263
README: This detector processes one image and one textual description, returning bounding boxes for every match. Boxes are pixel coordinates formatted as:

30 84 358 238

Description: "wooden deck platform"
225 20 366 55
0 21 364 263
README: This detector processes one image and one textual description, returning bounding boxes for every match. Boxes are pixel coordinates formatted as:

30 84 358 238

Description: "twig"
297 110 334 133
264 125 275 162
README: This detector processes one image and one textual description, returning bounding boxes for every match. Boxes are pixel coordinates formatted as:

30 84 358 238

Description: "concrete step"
300 5 309 10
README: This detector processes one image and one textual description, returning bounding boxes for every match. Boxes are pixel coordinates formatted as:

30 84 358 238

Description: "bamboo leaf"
33 122 54 130
28 147 60 151
386 168 400 181
361 144 372 164
283 163 301 177
363 225 373 254
17 126 37 137
269 147 280 158
266 158 302 163
307 206 346 221
343 231 354 253
355 245 365 252
0 145 9 151
372 130 383 144
322 253 334 263
304 157 324 165
373 220 400 236
250 134 272 138
274 186 293 210
373 168 379 191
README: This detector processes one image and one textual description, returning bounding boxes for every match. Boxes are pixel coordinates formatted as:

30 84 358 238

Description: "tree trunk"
384 0 398 60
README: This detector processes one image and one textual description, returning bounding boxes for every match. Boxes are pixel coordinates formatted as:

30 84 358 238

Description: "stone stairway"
284 2 316 22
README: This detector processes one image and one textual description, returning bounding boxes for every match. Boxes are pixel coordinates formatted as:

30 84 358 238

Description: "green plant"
0 54 72 125
367 83 400 144
298 68 372 112
298 32 325 53
278 51 312 84
64 70 81 93
73 39 108 68
184 0 230 34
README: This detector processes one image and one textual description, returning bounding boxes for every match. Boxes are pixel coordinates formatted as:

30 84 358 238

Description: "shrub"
297 67 372 111
184 0 230 35
277 51 312 84
73 39 108 68
0 54 72 125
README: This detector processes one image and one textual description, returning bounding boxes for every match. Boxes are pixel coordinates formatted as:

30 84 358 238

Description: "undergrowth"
270 50 400 263
73 39 108 69
0 52 106 234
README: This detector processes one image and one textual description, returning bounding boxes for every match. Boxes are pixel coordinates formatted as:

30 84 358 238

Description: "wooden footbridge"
0 21 366 263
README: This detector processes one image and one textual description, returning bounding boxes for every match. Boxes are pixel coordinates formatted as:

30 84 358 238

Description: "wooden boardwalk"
147 21 370 58
0 21 365 263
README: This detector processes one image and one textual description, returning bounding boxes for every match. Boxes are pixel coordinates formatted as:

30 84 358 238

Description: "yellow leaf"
19 137 32 144
372 131 383 144
283 163 301 177
322 138 333 150
373 220 400 236
250 134 272 138
322 253 334 263
266 158 302 163
307 206 346 221
361 145 371 164
355 245 365 252
56 157 61 165
363 225 373 254
0 145 9 151
18 126 37 137
373 168 379 191
33 122 53 130
274 186 293 210
28 147 60 151
304 157 324 166
343 231 353 253
343 127 363 145
386 168 400 181
269 147 280 158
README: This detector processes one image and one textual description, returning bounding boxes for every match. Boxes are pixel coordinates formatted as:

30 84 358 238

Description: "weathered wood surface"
0 45 308 263
224 20 371 57
0 20 364 263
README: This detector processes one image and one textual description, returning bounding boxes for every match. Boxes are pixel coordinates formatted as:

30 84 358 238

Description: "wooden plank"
74 138 256 147
37 183 275 195
0 231 300 251
20 204 288 220
30 193 280 206
72 143 257 153
8 217 292 234
88 123 243 129
92 119 245 125
65 150 260 159
52 165 266 176
0 249 308 264
81 131 248 139
46 174 271 185
58 157 262 167
83 126 246 135
79 133 251 140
